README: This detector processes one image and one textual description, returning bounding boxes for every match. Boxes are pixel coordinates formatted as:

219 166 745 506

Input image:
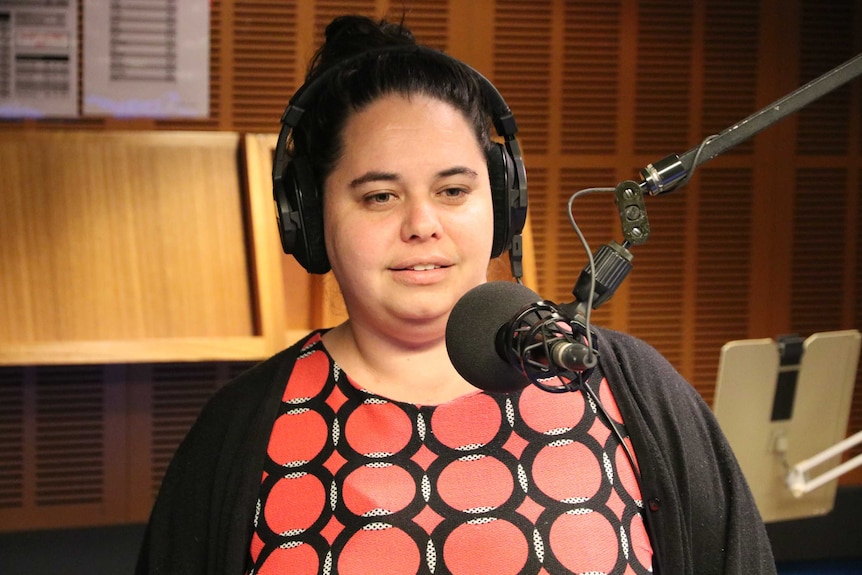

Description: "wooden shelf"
0 131 297 365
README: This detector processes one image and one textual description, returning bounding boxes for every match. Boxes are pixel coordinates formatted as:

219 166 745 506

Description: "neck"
321 320 478 405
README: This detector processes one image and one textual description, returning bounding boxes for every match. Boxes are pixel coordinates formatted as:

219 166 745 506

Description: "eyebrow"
438 166 480 179
348 166 479 188
349 171 399 188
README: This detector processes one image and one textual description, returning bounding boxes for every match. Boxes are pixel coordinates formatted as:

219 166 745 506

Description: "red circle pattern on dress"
267 409 329 466
443 518 530 575
341 463 416 517
337 525 422 574
248 334 654 575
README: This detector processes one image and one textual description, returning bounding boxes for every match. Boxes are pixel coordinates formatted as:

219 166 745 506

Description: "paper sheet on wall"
83 0 209 118
0 0 78 118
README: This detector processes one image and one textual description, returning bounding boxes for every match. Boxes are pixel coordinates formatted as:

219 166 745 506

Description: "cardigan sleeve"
595 327 776 575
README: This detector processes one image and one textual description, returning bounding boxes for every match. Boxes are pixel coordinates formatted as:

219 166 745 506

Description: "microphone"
446 281 598 394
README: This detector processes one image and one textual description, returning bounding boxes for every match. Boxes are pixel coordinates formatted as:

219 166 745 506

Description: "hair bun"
311 15 415 74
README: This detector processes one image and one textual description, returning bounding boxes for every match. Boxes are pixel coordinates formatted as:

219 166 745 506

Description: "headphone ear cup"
486 143 513 258
277 156 331 274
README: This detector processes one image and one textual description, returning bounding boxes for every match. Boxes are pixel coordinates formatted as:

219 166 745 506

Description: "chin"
390 299 453 326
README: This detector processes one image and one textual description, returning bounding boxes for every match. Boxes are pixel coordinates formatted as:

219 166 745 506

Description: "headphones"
272 45 528 275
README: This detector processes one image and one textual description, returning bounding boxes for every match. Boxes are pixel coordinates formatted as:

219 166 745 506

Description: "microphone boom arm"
572 52 862 312
640 52 862 196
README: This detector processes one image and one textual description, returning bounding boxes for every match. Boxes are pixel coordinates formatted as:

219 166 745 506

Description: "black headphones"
272 45 528 275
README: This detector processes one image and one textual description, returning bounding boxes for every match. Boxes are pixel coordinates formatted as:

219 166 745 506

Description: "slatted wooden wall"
0 0 860 531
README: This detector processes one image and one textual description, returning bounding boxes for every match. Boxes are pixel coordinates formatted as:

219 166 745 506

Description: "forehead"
339 93 485 159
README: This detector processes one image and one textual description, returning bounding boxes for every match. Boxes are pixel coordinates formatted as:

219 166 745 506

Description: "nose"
401 196 442 242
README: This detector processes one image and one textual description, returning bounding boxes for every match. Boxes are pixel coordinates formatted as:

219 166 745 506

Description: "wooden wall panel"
34 366 106 507
627 0 694 371
701 1 759 157
0 362 256 531
633 0 694 155
626 190 689 365
694 166 754 404
0 368 25 512
231 1 299 133
691 0 760 399
525 166 552 292
797 0 855 156
0 365 127 531
561 2 621 156
791 168 849 333
493 1 553 156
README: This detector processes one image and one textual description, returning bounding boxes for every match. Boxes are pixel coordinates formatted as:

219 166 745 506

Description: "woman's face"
323 92 494 341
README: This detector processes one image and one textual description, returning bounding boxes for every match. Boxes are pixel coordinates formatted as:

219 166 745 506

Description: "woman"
138 14 775 575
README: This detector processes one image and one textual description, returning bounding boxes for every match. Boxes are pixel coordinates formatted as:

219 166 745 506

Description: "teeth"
411 264 439 271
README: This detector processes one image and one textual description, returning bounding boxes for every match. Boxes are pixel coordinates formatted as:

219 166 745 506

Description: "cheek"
324 214 380 276
457 200 496 255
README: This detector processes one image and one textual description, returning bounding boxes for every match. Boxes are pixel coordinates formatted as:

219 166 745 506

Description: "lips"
392 259 453 272
407 264 441 271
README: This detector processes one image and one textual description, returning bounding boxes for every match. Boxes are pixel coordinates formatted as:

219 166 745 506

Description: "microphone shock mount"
497 300 597 393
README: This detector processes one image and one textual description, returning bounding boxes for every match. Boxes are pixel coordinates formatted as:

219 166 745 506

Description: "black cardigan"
136 327 776 574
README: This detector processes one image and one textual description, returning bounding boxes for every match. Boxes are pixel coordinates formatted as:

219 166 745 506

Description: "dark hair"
289 15 493 187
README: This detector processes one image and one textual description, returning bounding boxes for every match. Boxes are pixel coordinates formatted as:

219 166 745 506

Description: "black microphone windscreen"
446 281 541 393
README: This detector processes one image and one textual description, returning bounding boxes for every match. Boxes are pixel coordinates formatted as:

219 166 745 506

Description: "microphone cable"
582 379 643 490
565 185 616 362
561 199 643 485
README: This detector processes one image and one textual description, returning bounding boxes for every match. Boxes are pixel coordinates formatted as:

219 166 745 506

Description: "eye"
364 191 395 205
438 187 469 201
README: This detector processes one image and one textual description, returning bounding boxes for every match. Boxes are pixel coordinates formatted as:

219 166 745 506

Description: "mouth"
390 261 452 285
391 262 452 273
405 264 443 271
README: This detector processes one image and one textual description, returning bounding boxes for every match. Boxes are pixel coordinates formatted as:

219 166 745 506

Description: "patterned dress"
249 333 653 575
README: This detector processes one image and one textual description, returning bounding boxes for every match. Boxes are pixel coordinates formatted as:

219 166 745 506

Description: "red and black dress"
249 332 653 575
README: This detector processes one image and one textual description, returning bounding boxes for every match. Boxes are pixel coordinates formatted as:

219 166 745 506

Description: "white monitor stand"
713 329 861 523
